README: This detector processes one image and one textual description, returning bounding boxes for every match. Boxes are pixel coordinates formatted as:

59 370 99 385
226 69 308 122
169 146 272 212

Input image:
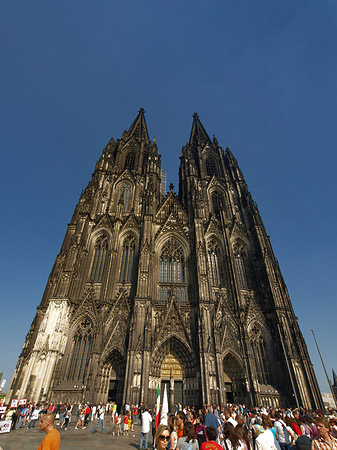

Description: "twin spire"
126 109 212 147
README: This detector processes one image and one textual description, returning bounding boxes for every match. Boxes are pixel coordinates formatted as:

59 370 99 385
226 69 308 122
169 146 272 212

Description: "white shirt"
256 429 281 450
274 420 291 445
141 411 153 433
227 417 238 427
31 409 40 420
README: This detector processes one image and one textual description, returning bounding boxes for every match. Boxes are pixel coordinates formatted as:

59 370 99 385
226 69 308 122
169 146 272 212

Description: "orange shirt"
178 427 184 439
37 428 61 450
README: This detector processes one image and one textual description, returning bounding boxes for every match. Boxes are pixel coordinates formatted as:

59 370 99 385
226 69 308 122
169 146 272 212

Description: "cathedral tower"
7 110 323 409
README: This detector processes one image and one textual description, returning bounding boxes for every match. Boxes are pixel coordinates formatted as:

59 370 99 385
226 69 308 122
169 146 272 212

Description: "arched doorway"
161 354 183 409
151 336 200 409
223 353 246 404
104 350 125 409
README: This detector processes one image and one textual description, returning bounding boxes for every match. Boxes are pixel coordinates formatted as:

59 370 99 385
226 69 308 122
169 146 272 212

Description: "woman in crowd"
195 415 207 448
255 417 280 450
223 422 244 450
299 416 312 438
177 421 199 450
235 424 251 450
75 405 86 429
285 417 298 447
155 424 171 450
168 414 179 450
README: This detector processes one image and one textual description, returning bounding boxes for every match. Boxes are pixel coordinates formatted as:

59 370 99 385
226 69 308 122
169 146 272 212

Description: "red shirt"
124 415 129 424
201 441 223 450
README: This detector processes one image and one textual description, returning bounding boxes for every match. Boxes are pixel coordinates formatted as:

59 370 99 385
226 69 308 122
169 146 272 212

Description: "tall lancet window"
125 151 136 170
90 235 109 282
206 157 217 176
211 190 224 220
160 239 185 283
67 318 93 381
234 252 248 289
207 241 222 286
249 325 270 385
119 235 136 283
116 185 130 212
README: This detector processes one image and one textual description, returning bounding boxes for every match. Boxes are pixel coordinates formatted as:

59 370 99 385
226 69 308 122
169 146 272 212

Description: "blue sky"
1 1 336 396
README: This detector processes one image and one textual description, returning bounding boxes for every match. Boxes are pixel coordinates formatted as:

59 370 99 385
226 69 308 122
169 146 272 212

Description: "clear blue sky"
1 1 336 396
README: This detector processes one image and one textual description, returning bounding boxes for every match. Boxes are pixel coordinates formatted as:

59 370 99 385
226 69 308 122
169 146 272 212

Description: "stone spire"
126 107 150 143
189 112 212 147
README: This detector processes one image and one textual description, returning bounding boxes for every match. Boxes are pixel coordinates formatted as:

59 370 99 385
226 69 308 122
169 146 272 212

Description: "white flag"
160 384 168 425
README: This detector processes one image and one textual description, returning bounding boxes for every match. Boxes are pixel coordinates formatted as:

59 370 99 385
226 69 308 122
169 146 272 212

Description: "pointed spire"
333 369 337 387
127 108 150 142
189 113 212 146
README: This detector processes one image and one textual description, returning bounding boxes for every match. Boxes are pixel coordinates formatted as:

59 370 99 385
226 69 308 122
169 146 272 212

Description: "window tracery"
160 239 185 283
207 240 222 286
119 235 136 283
67 318 93 381
233 243 248 289
206 157 217 176
211 190 224 220
125 152 136 170
90 235 109 282
249 325 270 385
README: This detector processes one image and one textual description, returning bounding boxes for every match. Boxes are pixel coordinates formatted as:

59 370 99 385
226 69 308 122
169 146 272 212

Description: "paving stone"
0 422 147 450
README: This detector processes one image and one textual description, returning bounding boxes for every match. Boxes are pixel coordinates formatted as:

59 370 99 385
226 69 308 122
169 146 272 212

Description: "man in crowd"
200 426 223 450
91 404 105 433
139 407 153 450
38 412 61 450
274 412 292 450
204 407 220 443
312 417 337 450
177 411 186 438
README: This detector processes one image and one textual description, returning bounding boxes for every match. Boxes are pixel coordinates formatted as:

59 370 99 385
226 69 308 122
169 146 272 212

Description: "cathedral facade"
7 110 323 410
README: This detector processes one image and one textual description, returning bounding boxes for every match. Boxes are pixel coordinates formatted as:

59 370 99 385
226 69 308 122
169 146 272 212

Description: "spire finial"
169 183 174 192
139 108 145 114
193 112 199 118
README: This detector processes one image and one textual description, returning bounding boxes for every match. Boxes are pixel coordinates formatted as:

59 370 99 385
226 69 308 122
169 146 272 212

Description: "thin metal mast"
311 329 337 407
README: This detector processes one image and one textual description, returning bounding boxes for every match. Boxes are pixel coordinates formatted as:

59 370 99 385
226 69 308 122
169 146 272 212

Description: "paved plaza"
0 421 144 450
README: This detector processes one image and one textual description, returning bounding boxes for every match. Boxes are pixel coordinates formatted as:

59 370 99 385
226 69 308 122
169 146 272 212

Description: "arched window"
67 318 93 381
211 190 224 220
119 235 136 283
234 252 247 289
206 157 217 176
249 325 270 385
116 185 130 212
160 239 185 283
90 235 109 282
125 152 136 170
207 241 222 286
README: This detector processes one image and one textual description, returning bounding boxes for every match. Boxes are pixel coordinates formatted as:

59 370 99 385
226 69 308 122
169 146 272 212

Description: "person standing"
139 408 153 450
274 413 292 450
312 417 337 450
204 408 221 442
91 404 105 433
37 412 61 450
28 407 41 429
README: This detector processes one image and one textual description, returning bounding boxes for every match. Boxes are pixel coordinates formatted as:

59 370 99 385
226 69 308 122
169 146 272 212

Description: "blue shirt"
204 413 220 437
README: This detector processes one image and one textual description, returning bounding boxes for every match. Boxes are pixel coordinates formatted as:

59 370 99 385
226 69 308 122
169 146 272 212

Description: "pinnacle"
126 108 150 142
189 113 212 146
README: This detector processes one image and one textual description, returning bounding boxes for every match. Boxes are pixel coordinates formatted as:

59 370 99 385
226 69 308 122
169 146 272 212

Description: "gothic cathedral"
7 110 323 410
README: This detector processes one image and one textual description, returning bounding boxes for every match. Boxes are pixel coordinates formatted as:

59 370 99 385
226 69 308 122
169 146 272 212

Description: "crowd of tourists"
147 405 337 450
1 401 337 449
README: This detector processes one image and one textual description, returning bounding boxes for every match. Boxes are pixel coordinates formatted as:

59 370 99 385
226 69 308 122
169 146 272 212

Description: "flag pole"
311 329 337 407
